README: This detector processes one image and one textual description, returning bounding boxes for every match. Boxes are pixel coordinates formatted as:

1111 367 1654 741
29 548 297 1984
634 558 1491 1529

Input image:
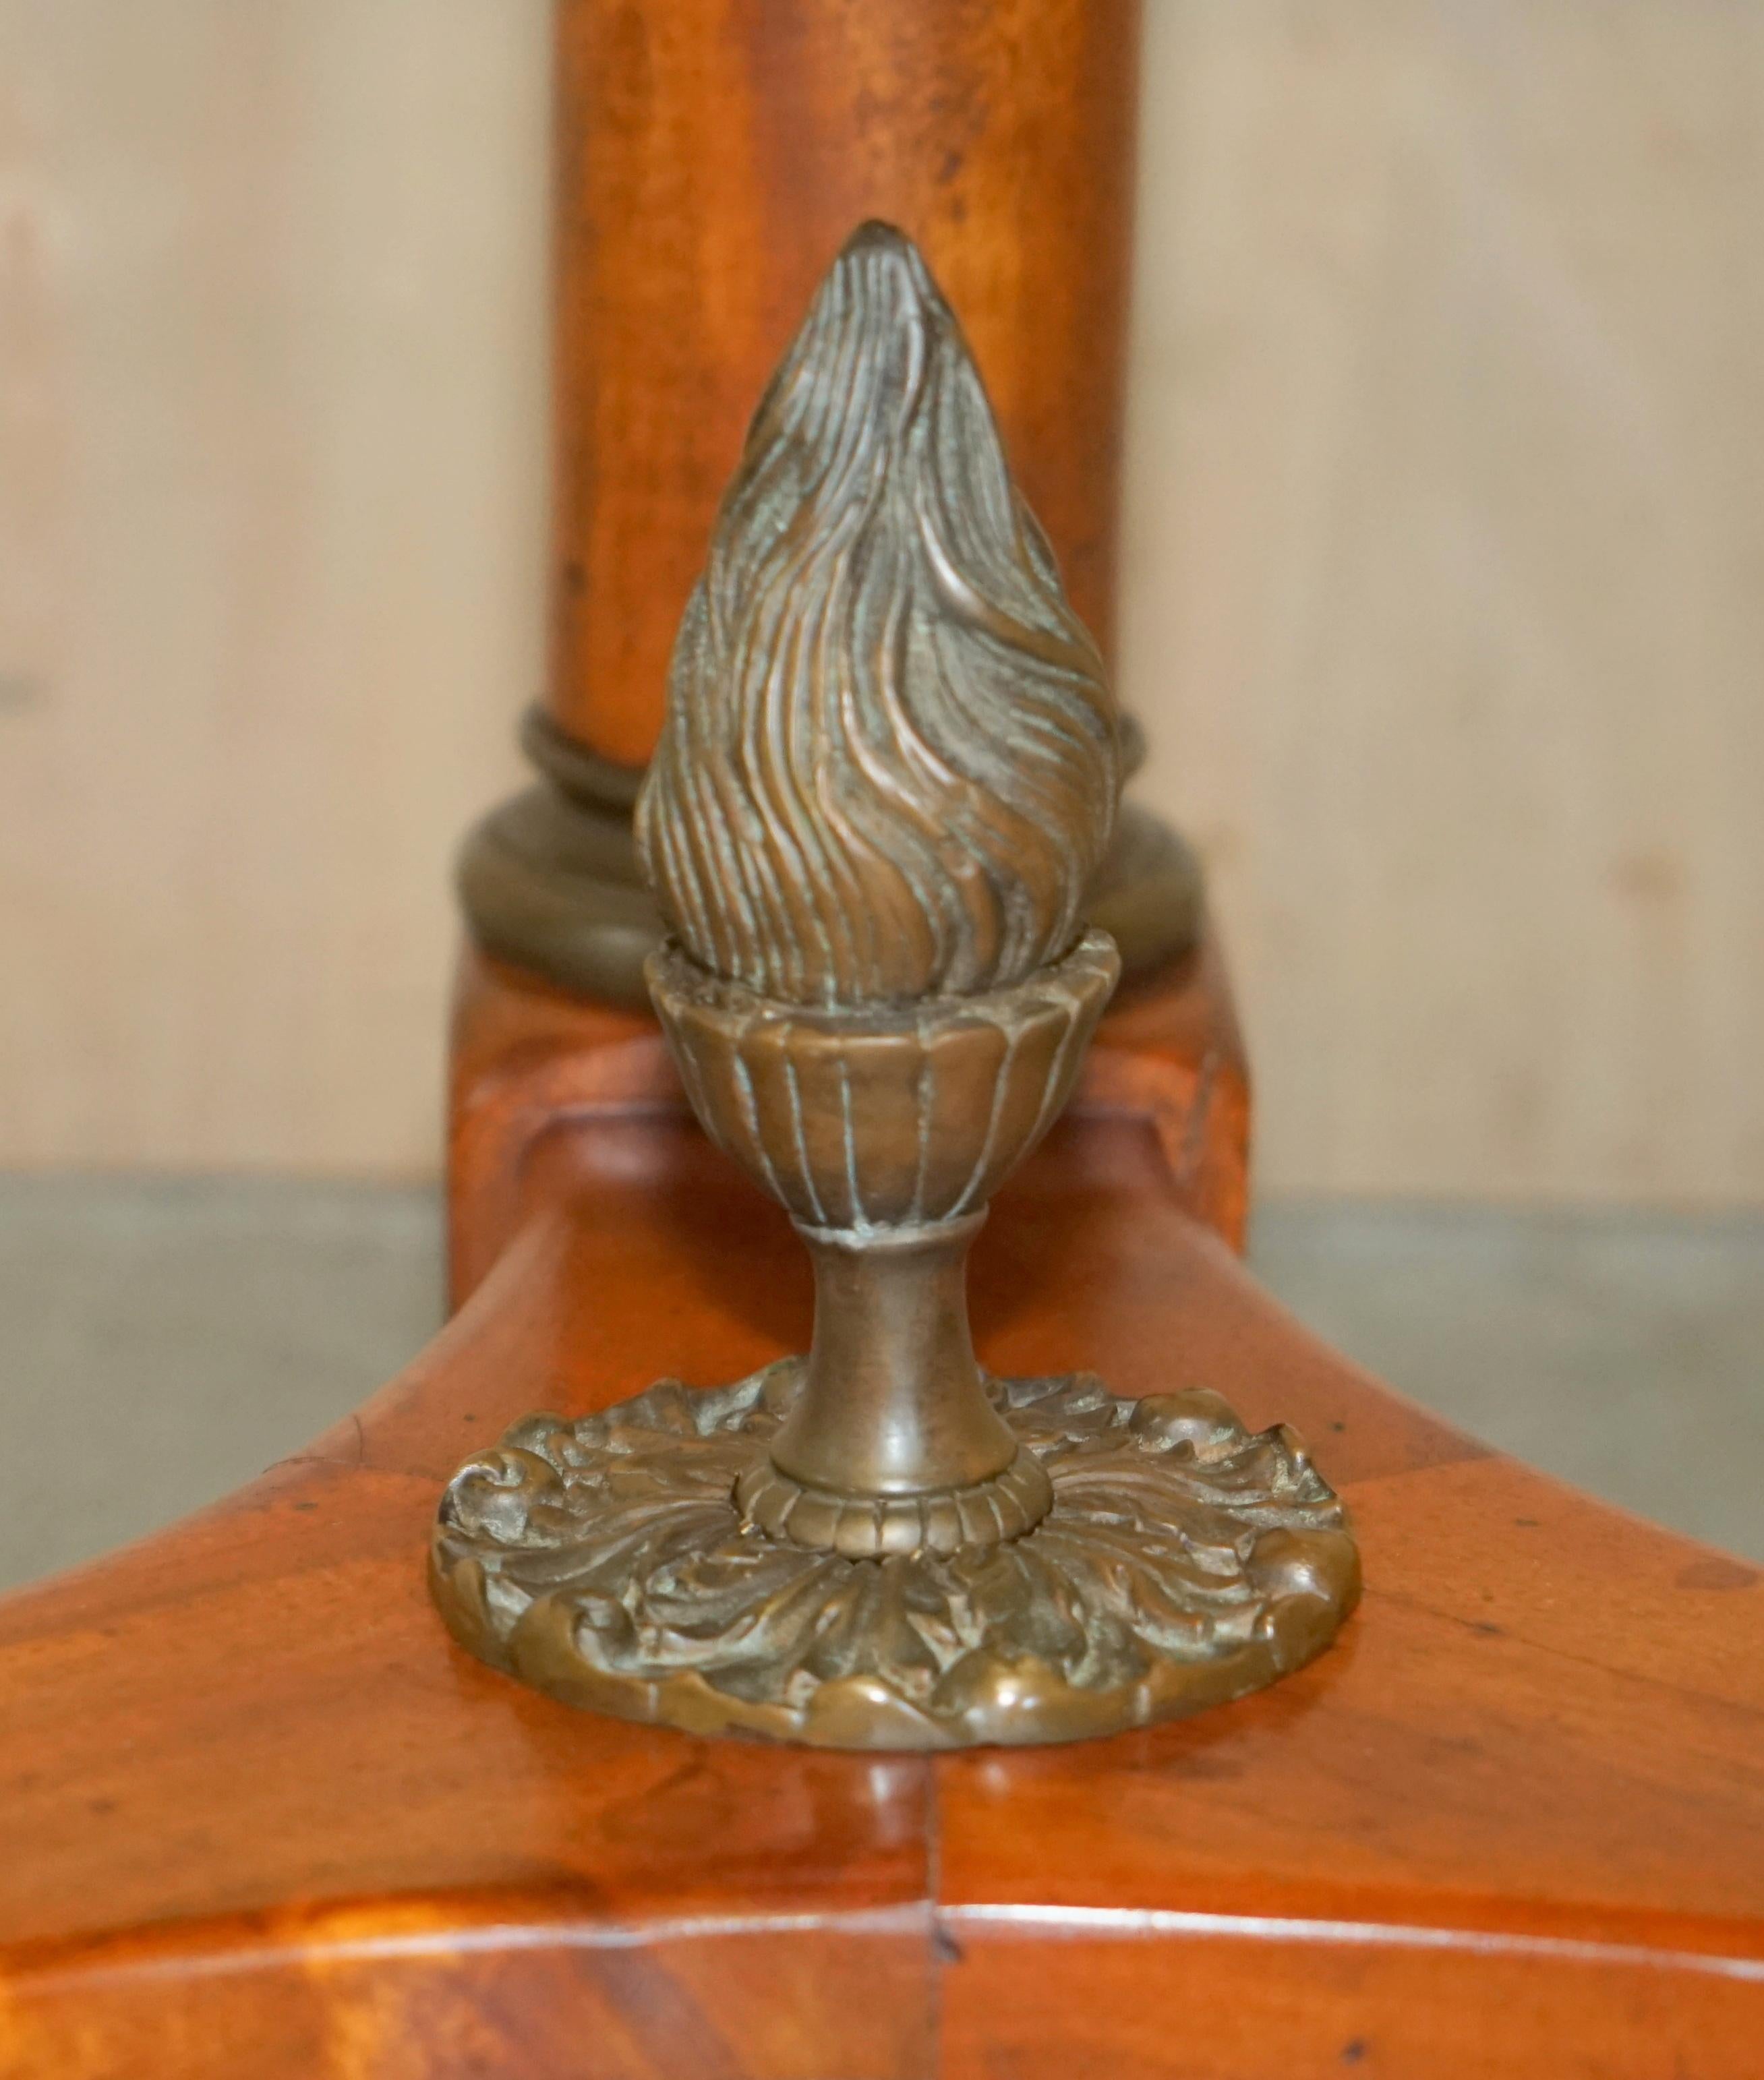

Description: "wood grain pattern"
549 0 1138 768
941 1927 1764 2080
0 954 1759 2075
3 1911 931 2080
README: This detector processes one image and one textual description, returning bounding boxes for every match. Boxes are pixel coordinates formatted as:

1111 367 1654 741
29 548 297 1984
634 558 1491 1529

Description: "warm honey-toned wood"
11 1 1759 2062
941 1928 1764 2080
1 953 1759 2075
4 1911 930 2080
548 0 1140 767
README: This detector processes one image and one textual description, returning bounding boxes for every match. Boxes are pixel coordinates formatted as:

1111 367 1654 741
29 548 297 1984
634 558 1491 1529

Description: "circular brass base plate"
431 1365 1359 1750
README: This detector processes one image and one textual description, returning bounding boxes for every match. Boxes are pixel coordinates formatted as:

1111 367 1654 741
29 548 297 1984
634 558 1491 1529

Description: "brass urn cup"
431 225 1359 1748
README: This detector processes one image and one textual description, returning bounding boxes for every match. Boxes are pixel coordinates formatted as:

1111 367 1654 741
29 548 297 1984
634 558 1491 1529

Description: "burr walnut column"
549 0 1142 769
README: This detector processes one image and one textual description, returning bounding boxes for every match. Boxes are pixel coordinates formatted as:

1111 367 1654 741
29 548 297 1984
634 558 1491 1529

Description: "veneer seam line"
941 1905 1764 1980
5 1906 935 1996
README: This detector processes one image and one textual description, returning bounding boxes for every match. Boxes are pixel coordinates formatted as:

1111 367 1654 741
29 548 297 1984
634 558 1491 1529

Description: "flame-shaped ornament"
430 225 1360 1750
637 221 1121 1006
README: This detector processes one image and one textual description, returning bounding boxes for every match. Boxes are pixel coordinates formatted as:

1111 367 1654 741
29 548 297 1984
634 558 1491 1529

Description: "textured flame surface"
637 221 1121 1007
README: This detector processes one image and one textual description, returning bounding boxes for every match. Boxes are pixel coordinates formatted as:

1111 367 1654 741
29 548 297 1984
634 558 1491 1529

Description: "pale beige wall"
0 1 543 1175
1124 1 1764 1201
2 1 1759 1197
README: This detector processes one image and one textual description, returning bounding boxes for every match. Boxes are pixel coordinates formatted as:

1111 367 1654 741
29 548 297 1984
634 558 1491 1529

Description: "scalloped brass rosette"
432 1370 1357 1749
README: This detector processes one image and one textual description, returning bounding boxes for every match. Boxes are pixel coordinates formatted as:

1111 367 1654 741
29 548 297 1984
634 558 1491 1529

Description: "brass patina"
458 709 1201 1009
432 224 1359 1748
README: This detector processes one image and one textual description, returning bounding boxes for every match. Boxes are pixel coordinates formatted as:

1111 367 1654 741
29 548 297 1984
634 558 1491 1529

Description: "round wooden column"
464 0 1198 1007
547 0 1142 771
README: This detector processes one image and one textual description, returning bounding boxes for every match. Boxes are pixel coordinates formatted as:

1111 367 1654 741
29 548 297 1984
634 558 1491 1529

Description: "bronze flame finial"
638 220 1119 1006
431 225 1359 1748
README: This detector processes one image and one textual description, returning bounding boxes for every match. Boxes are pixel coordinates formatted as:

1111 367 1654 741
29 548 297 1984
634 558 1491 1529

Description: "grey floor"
0 1176 1757 1592
1252 1201 1763 1563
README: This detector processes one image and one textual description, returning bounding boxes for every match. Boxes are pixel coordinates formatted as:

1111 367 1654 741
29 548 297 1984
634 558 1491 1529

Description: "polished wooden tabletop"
1 949 1759 2077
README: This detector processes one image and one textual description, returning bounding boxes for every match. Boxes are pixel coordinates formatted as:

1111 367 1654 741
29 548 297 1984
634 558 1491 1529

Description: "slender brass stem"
768 1214 1017 1499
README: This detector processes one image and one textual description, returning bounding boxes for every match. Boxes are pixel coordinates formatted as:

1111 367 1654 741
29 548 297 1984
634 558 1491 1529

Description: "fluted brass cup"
647 929 1119 1559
